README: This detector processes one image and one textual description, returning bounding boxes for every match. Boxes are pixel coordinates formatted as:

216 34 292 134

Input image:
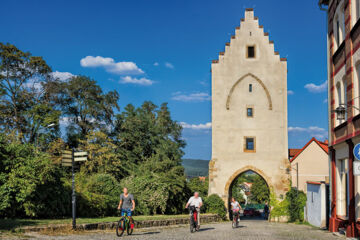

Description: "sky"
0 0 329 160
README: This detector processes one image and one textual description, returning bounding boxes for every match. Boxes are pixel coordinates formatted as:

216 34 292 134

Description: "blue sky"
1 0 328 160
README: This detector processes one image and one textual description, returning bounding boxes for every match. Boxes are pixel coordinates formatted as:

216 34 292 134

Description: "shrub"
73 173 121 217
286 187 306 222
203 194 227 220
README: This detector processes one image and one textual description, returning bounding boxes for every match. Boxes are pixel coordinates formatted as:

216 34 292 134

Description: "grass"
0 214 197 232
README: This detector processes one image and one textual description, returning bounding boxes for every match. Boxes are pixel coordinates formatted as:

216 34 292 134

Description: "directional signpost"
353 143 360 176
61 150 87 229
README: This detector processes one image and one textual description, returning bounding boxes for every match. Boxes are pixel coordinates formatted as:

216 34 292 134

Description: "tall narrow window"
355 63 360 115
249 84 252 92
357 0 360 22
336 82 342 125
244 137 256 152
336 18 340 46
247 46 255 58
342 77 347 121
247 107 253 117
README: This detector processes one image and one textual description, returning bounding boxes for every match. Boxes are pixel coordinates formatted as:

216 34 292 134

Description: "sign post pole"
71 149 76 230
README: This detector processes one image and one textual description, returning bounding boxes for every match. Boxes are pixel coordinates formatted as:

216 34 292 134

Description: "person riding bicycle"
185 192 203 230
231 197 241 222
117 187 135 225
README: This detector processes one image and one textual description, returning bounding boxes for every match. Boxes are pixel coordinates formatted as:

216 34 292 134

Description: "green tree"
0 43 59 144
250 176 269 204
286 187 306 222
187 177 208 197
49 75 119 147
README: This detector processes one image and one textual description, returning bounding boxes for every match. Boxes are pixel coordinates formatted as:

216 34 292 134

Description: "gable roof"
289 149 301 159
289 137 329 163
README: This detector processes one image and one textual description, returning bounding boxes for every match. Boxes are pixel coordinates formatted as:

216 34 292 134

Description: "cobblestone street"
19 219 345 240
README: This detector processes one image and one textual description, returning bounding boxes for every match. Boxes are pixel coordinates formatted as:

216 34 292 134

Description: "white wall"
306 183 326 228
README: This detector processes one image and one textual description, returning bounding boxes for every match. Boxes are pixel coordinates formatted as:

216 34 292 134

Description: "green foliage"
72 173 121 217
187 177 208 197
286 187 307 222
0 133 70 218
250 176 269 204
203 194 227 220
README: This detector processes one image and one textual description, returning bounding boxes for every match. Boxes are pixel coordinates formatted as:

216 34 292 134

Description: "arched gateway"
208 9 290 209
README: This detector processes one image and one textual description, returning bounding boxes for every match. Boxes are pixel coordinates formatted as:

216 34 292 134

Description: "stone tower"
209 9 290 205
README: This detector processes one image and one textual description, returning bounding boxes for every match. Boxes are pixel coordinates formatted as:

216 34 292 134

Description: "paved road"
19 219 344 240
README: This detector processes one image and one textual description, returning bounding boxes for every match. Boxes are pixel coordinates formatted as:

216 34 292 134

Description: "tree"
250 176 269 204
0 43 59 144
188 177 209 197
50 75 119 146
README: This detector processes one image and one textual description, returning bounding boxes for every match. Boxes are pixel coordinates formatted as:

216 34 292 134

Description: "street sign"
354 161 360 176
62 150 72 155
62 159 72 163
74 156 87 162
354 143 360 161
62 154 72 159
62 162 72 167
74 152 87 156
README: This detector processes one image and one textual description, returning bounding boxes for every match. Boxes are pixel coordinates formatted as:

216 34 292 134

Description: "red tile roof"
289 149 301 158
289 137 329 163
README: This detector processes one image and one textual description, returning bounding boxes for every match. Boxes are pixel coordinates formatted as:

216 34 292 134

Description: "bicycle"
188 206 198 233
232 209 240 229
116 210 134 237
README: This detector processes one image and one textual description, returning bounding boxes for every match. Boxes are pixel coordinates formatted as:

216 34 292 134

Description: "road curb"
17 214 221 233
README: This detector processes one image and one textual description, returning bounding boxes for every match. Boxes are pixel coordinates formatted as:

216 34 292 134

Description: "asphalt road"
15 219 345 240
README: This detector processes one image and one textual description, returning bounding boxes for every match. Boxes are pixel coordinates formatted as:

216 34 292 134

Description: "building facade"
208 9 290 207
319 0 360 237
289 138 329 193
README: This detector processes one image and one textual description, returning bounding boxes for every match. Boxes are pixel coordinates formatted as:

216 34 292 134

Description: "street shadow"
197 227 215 232
130 231 160 236
233 225 246 229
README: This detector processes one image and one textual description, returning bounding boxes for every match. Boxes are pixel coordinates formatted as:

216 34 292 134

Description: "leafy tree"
188 177 208 197
49 75 119 147
250 176 270 204
0 43 59 144
0 133 69 217
79 131 124 179
286 187 306 222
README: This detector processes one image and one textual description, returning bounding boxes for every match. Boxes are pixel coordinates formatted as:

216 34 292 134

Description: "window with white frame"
353 0 360 25
334 4 346 49
342 77 348 120
354 63 360 115
336 82 342 125
336 158 348 217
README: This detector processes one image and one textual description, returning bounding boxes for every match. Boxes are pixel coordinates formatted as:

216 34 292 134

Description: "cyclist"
185 192 203 230
231 197 241 222
117 187 135 225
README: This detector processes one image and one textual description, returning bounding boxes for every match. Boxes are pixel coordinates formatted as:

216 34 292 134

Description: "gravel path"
9 219 345 240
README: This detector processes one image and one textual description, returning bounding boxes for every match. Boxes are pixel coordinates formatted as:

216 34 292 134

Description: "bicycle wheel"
127 219 134 235
232 218 236 229
116 218 125 237
190 216 195 233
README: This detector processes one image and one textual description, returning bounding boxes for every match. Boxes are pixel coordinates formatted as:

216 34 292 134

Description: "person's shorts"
121 208 132 217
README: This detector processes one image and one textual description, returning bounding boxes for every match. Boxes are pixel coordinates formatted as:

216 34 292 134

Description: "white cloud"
172 92 211 102
304 80 328 93
287 90 294 95
180 122 212 130
153 62 159 66
50 71 75 81
80 56 144 75
288 126 328 139
119 76 154 86
165 62 174 69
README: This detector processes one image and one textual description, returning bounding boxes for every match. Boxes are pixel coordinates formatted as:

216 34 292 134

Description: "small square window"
249 84 252 92
247 46 255 58
247 108 253 117
245 137 255 152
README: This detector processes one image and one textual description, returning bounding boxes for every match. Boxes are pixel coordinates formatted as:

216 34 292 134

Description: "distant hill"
182 159 209 177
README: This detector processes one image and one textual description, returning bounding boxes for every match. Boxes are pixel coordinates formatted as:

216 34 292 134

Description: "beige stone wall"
209 9 290 205
290 141 329 193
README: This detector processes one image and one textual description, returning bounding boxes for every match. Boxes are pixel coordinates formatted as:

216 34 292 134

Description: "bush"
187 177 208 197
203 194 227 220
286 187 306 222
73 173 121 217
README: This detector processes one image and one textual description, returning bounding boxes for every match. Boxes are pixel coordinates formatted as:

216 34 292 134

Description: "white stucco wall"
306 183 326 228
209 9 289 203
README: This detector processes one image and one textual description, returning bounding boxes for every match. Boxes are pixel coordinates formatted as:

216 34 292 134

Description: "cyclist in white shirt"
231 197 242 222
185 192 203 229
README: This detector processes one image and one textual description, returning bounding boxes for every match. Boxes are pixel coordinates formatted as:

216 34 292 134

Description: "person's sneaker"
196 225 200 231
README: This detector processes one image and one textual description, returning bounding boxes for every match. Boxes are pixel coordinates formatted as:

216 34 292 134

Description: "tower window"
244 137 255 152
247 108 253 117
249 84 252 92
247 46 255 58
